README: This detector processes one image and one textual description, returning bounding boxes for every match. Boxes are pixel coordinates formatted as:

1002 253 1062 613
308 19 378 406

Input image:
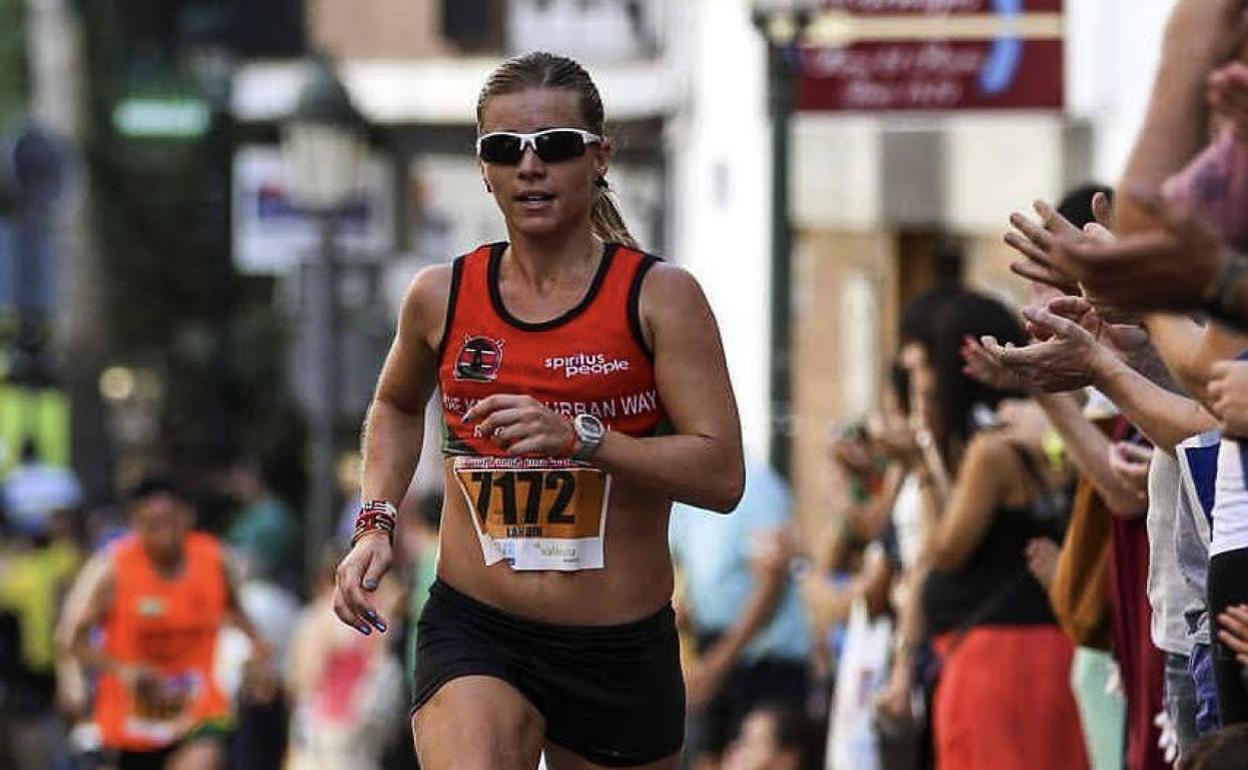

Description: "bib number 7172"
463 470 576 526
451 457 611 570
453 460 609 541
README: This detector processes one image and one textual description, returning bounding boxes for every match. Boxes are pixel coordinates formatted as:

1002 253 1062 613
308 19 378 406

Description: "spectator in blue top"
226 460 301 592
670 458 812 769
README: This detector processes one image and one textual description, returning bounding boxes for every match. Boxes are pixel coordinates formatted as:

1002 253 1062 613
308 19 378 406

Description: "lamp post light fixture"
751 0 818 46
751 0 817 480
280 54 369 573
282 55 369 210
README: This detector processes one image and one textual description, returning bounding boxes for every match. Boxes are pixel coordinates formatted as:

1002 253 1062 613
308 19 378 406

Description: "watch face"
575 413 605 440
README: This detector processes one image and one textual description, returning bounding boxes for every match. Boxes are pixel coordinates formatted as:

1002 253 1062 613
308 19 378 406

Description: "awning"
231 57 678 126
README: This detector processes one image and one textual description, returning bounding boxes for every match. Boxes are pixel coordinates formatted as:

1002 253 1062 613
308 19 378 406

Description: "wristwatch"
571 413 606 461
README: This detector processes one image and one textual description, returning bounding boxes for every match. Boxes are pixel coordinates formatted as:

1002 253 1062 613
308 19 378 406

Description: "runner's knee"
413 677 544 770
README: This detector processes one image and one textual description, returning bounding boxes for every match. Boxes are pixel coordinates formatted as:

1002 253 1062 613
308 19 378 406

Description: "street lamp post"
751 1 815 480
281 55 368 575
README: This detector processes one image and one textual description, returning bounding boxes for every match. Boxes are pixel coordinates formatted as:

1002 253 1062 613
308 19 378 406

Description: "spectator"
720 704 812 770
225 460 300 591
0 497 81 770
401 488 442 695
285 550 406 770
2 438 82 539
217 558 300 770
909 290 1089 770
670 459 810 770
1176 723 1248 770
56 475 270 770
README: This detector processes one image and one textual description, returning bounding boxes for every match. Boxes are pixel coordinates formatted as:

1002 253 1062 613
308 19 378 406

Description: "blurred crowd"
16 1 1248 769
0 445 442 770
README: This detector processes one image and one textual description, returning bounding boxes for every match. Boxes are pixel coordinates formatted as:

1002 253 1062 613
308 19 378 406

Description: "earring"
484 180 492 193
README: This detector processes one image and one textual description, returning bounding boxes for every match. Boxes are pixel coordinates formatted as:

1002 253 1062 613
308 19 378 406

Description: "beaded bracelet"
351 500 398 547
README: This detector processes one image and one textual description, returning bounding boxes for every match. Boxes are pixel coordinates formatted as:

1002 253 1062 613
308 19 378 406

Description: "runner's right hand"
333 533 393 635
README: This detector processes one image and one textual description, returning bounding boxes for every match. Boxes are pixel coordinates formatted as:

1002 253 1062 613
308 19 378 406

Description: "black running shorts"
412 579 685 767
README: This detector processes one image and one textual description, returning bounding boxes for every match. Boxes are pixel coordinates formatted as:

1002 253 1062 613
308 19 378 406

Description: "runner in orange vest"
57 476 270 770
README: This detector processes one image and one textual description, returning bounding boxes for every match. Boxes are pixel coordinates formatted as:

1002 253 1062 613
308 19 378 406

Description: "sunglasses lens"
478 134 523 164
534 130 587 163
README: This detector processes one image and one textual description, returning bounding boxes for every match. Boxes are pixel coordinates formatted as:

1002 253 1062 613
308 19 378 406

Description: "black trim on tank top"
434 254 467 365
628 253 662 360
487 241 618 331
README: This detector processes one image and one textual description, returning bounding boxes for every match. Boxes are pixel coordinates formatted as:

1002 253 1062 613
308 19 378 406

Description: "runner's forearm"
360 397 427 507
62 627 123 675
592 431 743 512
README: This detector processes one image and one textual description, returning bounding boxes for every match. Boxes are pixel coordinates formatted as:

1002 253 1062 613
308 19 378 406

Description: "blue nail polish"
357 624 371 636
364 579 378 591
376 622 387 633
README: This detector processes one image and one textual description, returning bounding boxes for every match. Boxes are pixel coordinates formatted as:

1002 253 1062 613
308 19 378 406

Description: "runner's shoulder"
638 261 707 307
73 549 117 604
401 261 456 335
637 261 715 340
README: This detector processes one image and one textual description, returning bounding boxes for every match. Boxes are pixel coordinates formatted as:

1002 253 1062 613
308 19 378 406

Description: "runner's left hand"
464 394 577 456
333 534 393 636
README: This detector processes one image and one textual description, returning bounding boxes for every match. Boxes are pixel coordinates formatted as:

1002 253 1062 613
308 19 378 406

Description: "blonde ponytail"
591 178 639 249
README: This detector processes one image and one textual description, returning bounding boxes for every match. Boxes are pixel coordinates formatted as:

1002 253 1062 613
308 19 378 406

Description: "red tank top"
438 242 668 456
94 532 230 750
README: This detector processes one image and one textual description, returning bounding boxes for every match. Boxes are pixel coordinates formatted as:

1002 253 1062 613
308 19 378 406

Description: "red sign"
796 1 1064 112
797 39 1062 112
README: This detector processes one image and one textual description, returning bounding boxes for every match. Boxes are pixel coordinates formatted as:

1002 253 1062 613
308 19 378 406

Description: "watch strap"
571 415 604 461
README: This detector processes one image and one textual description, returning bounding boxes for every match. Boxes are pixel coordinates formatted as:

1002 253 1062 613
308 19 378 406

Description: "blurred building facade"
778 0 1174 525
1 0 1181 526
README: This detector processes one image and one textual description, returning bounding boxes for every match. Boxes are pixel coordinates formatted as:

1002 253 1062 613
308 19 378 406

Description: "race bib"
125 671 201 743
452 456 611 571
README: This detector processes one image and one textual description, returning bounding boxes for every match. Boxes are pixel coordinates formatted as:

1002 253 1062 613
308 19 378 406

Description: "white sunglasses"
476 128 603 165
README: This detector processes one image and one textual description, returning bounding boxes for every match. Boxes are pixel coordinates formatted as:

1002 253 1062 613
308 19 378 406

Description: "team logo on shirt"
137 596 166 617
455 336 505 382
544 352 631 378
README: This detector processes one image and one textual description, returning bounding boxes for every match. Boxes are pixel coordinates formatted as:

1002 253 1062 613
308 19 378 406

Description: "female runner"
332 51 745 770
